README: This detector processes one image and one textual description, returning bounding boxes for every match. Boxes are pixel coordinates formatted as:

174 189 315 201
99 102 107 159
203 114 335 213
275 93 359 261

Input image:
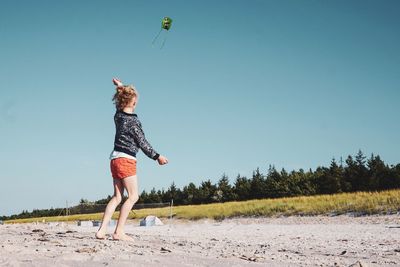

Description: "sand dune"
0 215 399 266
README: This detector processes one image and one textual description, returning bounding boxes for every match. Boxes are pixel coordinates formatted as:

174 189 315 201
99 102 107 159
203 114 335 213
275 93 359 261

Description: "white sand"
0 215 399 267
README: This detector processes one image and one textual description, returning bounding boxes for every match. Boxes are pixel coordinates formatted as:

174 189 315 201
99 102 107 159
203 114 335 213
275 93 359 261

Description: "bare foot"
95 230 107 240
112 233 134 241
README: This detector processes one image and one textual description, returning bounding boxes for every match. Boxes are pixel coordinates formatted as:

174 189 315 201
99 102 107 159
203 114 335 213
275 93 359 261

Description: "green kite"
152 17 173 49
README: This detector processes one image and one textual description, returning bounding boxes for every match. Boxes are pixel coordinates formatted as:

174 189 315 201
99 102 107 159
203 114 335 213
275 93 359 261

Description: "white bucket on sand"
139 215 164 226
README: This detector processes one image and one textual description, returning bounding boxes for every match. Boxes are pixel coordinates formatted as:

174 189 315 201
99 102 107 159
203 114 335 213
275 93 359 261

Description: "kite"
152 17 173 49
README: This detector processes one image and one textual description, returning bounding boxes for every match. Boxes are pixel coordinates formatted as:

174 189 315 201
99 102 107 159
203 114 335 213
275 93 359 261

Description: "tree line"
137 151 400 204
2 151 399 220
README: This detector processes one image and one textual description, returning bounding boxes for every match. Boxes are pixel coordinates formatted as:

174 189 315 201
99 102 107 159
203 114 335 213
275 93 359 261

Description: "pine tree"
139 190 149 203
163 182 182 204
250 168 267 199
198 180 217 203
319 158 343 194
148 188 162 203
265 165 287 198
355 150 368 191
345 155 357 191
233 175 251 200
182 182 199 204
216 174 234 202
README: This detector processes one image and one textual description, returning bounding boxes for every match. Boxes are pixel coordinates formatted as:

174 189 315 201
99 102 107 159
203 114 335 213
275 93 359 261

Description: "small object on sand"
349 261 367 267
92 220 101 227
340 250 347 255
140 215 164 226
160 247 172 253
32 229 44 233
75 247 97 253
38 238 50 242
239 255 259 262
47 222 61 227
77 220 94 227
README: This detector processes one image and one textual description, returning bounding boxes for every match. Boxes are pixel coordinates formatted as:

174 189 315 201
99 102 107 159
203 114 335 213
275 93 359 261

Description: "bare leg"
95 178 124 239
113 175 139 241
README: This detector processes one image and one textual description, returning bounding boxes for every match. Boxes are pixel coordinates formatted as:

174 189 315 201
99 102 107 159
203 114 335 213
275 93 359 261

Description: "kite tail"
152 28 163 46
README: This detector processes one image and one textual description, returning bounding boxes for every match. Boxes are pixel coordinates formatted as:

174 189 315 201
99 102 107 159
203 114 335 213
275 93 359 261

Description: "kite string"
160 32 168 49
152 28 163 46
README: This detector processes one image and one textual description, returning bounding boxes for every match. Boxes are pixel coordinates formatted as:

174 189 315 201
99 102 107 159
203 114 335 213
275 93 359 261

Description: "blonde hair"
112 85 138 110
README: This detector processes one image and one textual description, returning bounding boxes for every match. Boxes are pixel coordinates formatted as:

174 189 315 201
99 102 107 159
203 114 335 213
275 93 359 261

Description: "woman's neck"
122 106 135 114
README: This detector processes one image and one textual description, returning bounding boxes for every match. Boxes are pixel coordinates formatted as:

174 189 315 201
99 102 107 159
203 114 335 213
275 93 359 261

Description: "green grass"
5 189 400 224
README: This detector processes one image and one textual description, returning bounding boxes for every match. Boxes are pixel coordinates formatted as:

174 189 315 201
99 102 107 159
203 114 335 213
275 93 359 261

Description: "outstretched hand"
157 155 169 165
112 78 123 87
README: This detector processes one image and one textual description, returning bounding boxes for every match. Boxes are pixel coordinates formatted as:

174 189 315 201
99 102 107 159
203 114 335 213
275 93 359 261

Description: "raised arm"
112 78 123 87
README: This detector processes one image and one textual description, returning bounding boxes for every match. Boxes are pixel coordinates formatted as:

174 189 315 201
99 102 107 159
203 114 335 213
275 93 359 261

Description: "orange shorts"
110 158 137 179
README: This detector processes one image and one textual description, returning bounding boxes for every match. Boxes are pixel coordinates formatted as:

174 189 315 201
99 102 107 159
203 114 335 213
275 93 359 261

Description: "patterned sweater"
113 110 159 160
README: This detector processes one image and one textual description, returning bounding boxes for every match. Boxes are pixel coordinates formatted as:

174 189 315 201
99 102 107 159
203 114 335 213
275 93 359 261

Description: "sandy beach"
0 215 399 267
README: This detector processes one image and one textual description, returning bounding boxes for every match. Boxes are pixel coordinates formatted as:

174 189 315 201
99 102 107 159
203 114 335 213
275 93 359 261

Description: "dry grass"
5 189 400 224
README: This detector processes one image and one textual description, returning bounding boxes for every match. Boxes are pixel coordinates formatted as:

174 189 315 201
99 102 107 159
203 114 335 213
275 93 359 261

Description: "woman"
96 78 168 241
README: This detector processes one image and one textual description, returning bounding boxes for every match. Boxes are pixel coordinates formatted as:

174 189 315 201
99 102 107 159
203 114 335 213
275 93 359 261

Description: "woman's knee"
128 194 139 203
113 194 122 204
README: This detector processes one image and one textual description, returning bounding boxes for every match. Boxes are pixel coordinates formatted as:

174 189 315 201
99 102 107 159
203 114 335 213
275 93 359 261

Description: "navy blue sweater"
113 111 159 160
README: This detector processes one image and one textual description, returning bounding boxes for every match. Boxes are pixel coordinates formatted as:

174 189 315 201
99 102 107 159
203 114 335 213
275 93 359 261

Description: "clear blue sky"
1 0 399 216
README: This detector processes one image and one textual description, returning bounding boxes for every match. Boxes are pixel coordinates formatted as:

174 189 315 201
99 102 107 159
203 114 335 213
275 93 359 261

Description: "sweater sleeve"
132 119 160 160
